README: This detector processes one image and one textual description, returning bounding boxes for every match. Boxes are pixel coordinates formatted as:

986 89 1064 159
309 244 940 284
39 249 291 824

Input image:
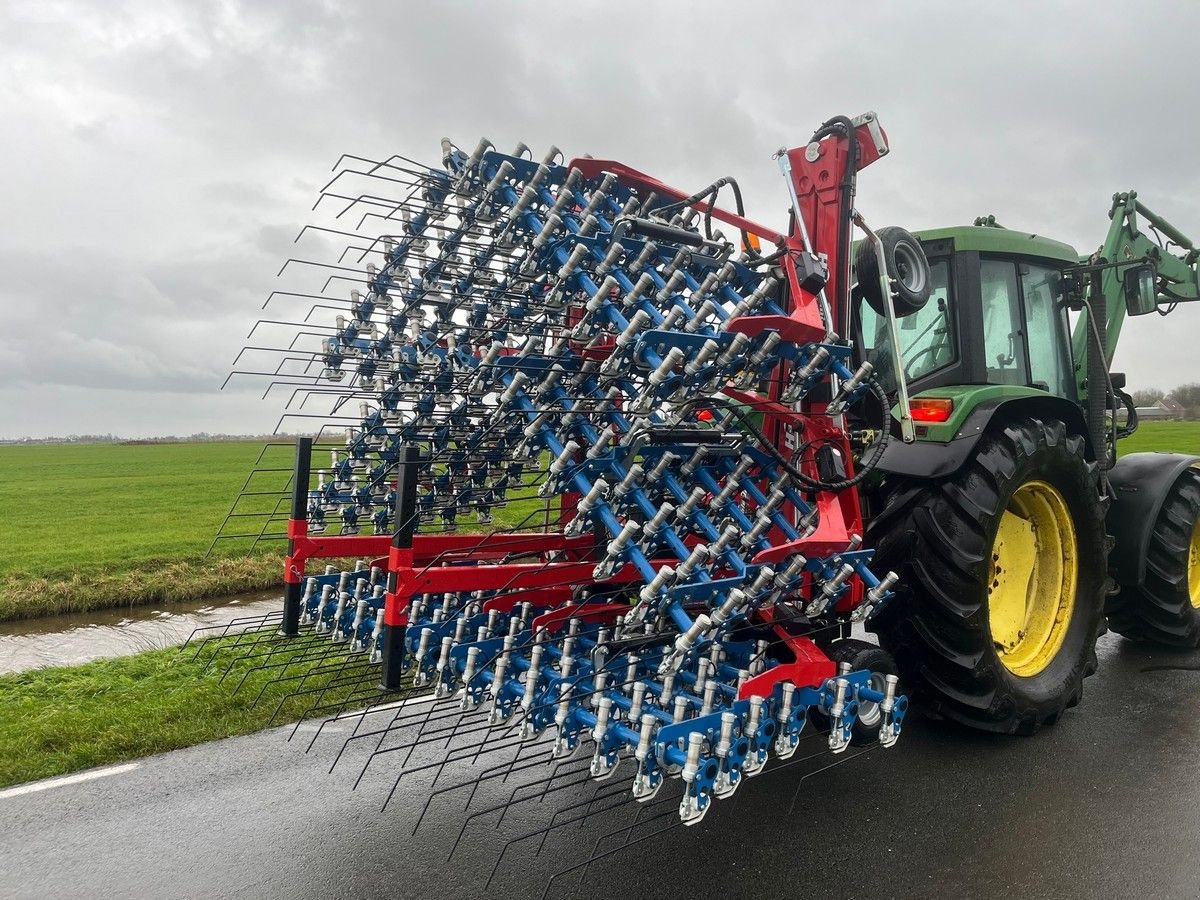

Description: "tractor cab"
849 223 1102 463
855 225 1081 404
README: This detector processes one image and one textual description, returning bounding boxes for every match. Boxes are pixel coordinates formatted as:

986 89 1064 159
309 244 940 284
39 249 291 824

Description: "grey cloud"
3 0 1200 437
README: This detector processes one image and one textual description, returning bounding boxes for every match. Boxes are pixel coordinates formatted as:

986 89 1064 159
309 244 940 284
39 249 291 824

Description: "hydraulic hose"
654 176 758 258
693 380 891 493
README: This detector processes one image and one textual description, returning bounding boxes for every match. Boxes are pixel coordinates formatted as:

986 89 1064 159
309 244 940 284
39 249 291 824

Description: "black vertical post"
280 436 312 637
381 444 420 691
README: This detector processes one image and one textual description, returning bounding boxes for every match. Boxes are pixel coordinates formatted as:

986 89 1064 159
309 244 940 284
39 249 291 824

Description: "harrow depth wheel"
825 639 898 746
853 224 932 318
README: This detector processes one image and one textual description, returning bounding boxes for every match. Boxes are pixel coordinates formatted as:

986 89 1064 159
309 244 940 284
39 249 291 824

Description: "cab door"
978 257 1074 398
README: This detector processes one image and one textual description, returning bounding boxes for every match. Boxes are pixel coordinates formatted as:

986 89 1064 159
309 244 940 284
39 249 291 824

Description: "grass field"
0 441 289 621
1116 420 1200 456
0 440 550 621
0 441 286 578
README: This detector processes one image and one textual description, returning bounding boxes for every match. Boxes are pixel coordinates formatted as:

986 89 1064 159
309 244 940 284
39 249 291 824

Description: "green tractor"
851 193 1200 734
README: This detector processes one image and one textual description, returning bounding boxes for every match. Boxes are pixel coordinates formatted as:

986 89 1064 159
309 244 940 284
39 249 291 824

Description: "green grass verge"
0 636 370 789
0 555 284 622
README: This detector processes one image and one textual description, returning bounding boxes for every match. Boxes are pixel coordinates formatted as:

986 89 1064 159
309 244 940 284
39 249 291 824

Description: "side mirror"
1123 263 1158 316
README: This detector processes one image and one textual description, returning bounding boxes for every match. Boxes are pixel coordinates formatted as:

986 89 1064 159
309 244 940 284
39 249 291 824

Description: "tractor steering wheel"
904 345 943 381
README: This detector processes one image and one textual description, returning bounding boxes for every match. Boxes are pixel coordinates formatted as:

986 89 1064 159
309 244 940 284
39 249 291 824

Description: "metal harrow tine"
411 738 555 837
545 810 683 900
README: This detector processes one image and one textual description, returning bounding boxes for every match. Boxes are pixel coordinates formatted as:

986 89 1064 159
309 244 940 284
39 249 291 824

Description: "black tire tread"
868 416 1107 735
1106 469 1200 648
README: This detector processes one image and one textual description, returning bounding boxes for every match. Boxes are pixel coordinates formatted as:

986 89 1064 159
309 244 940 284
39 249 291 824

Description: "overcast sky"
3 0 1199 438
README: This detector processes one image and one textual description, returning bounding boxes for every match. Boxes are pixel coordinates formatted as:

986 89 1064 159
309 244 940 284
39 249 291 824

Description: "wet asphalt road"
3 632 1200 900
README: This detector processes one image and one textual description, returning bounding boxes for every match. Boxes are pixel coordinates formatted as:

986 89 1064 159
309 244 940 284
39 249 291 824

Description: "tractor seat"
987 367 1026 386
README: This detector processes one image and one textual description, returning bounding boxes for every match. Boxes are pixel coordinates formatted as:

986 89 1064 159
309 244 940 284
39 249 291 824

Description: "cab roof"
914 225 1079 264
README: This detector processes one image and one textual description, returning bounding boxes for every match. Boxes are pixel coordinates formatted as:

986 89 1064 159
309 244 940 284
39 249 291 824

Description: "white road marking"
0 762 141 800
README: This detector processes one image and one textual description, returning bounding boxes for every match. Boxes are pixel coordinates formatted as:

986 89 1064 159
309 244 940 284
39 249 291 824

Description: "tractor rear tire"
1106 469 1200 648
867 416 1107 734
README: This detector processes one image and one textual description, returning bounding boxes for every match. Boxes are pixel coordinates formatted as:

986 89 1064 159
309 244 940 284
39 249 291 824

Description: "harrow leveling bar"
227 111 910 828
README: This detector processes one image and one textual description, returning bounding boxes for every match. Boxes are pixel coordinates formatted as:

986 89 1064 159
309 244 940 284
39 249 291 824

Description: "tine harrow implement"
209 111 912 855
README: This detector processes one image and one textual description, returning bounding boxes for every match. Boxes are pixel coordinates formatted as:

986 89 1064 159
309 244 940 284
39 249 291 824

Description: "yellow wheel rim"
1188 517 1200 610
988 480 1077 677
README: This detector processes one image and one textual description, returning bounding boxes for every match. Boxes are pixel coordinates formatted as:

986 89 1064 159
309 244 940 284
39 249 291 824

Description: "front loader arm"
1072 192 1200 380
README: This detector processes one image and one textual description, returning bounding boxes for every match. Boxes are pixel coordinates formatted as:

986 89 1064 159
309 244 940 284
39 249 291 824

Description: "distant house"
1136 399 1185 421
1159 398 1186 420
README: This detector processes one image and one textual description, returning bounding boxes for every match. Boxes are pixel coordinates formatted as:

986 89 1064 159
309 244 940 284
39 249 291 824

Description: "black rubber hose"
1116 389 1138 439
687 379 891 492
653 176 758 259
658 176 743 216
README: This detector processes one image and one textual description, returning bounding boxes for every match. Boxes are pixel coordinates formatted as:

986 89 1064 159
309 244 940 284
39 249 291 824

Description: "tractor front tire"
868 416 1107 734
1106 469 1200 648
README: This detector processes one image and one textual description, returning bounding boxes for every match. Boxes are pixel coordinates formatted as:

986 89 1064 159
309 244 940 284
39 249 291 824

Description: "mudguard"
876 395 1091 479
1107 452 1200 587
